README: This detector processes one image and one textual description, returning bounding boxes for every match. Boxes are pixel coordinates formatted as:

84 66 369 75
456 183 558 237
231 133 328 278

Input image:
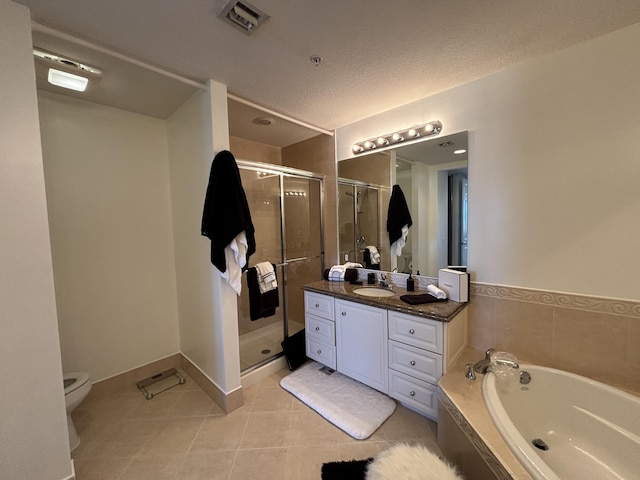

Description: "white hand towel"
366 246 381 265
328 265 346 281
390 225 409 256
255 261 277 293
221 231 248 295
427 284 447 299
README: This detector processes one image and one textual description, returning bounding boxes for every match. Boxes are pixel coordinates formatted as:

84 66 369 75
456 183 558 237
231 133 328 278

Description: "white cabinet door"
336 299 388 393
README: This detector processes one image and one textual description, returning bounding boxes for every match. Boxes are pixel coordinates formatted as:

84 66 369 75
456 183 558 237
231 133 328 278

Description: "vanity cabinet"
304 291 336 369
336 299 388 393
303 288 467 421
388 311 443 419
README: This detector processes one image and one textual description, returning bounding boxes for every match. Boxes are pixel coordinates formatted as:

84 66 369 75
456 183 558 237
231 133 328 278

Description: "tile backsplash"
468 283 640 395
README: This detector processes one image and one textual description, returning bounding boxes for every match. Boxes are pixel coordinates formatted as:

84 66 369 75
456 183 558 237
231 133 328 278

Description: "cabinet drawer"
389 340 442 384
306 337 336 370
389 369 438 420
304 291 334 321
388 311 442 353
305 313 335 345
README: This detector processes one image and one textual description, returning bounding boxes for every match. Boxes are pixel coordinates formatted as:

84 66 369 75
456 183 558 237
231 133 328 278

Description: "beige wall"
468 284 640 394
0 1 72 478
230 135 282 165
39 91 180 382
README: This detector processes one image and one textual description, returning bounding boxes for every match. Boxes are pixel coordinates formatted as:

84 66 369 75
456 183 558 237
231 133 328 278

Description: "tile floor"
72 365 441 479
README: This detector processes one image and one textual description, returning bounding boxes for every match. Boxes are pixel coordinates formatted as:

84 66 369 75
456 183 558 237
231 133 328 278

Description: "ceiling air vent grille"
217 0 270 35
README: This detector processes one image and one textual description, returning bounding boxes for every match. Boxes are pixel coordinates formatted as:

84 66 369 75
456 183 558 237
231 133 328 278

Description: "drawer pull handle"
317 349 322 355
342 311 346 316
409 329 415 334
315 303 320 308
409 391 416 396
315 327 320 331
410 360 416 366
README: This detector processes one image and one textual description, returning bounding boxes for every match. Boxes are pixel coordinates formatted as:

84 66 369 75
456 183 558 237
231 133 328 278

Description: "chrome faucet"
473 348 495 374
378 273 389 288
473 347 520 374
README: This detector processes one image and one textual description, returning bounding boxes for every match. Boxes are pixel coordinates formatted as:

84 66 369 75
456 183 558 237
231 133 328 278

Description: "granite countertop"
302 279 467 322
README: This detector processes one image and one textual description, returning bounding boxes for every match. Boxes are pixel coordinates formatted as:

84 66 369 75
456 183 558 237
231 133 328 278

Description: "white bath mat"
280 361 396 440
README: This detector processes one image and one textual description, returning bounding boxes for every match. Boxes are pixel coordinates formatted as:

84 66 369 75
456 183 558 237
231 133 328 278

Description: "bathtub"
483 365 640 480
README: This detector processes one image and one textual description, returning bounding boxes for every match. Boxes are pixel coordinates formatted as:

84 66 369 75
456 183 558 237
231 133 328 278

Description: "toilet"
63 371 92 451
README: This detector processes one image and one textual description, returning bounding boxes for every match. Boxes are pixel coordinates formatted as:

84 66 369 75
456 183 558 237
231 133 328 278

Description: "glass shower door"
236 166 324 372
282 175 323 337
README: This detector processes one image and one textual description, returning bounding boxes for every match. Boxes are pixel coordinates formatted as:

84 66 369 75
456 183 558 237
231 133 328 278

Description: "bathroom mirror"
338 131 468 277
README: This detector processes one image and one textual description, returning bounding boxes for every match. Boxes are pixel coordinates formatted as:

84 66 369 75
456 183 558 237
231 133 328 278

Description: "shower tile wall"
467 283 640 394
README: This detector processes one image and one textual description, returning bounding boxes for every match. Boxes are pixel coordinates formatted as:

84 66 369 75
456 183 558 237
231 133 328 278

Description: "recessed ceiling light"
253 117 274 126
454 149 467 155
47 68 89 92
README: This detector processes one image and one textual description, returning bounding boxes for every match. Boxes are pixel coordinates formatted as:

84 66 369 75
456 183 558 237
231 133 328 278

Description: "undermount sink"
352 286 396 297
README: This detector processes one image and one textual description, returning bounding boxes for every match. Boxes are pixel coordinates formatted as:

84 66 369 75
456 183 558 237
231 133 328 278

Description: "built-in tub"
483 365 640 480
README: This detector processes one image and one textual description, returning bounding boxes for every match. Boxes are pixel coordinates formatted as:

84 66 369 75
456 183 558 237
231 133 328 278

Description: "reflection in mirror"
338 131 468 277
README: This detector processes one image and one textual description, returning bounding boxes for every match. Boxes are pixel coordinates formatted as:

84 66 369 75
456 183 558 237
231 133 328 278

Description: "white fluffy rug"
280 361 396 440
366 444 463 480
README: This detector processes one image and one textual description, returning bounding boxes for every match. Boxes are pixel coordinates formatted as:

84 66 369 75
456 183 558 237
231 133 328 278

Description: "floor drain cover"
261 349 271 355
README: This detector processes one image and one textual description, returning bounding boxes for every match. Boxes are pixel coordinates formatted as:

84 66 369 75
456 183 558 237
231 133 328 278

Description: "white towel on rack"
221 231 248 295
366 246 381 265
255 261 277 293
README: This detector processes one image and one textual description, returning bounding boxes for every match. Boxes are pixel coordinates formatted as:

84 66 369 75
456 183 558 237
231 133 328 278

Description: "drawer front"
389 340 442 384
388 311 442 353
389 369 438 420
304 291 334 321
306 336 336 370
305 313 335 345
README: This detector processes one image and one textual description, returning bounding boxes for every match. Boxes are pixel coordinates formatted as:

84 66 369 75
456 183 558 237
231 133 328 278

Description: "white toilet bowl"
63 371 91 451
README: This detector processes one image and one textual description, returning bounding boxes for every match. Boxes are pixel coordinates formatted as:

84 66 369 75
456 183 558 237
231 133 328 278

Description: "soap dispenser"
406 272 415 291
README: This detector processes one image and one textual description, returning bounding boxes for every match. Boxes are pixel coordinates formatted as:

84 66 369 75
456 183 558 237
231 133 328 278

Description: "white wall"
39 91 180 382
337 22 640 301
167 81 242 396
0 1 73 479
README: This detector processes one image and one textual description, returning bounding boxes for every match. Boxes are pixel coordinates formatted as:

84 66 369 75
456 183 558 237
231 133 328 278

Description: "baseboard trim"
179 354 244 413
87 353 243 414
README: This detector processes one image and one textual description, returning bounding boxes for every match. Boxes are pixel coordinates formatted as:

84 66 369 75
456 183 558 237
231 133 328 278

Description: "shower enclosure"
237 162 324 372
338 180 385 268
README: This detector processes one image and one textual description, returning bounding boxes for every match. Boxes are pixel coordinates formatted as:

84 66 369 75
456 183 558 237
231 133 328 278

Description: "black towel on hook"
247 265 279 320
386 184 412 245
201 150 256 272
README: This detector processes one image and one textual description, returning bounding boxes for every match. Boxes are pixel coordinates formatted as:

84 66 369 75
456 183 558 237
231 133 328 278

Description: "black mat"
321 458 373 480
281 328 308 371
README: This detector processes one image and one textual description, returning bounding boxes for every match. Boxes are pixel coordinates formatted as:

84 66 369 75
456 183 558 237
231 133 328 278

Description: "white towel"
366 246 381 265
390 225 409 256
328 265 346 281
221 231 248 295
427 284 447 299
255 261 277 293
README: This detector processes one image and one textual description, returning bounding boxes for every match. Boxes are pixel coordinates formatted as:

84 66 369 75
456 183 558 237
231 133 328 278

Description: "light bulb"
377 137 388 146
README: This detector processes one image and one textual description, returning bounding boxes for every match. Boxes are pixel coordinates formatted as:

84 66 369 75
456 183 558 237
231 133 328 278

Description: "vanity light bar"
352 120 443 155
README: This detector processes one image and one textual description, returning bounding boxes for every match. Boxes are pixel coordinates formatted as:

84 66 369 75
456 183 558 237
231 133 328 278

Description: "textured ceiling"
18 0 640 141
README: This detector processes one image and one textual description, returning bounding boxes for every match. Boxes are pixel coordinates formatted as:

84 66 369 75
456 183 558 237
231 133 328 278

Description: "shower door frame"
237 160 325 372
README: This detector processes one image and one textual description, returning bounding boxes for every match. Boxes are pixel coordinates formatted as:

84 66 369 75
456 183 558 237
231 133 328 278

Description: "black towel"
362 249 380 270
400 293 447 305
201 150 256 273
386 184 412 245
247 265 279 320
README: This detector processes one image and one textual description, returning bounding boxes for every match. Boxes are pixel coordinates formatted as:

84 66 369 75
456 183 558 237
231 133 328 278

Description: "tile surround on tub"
469 282 640 395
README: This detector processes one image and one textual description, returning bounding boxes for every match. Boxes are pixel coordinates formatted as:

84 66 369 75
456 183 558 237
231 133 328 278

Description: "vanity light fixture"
351 120 442 155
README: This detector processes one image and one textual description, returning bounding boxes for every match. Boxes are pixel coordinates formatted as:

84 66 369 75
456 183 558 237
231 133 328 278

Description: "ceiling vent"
217 0 270 35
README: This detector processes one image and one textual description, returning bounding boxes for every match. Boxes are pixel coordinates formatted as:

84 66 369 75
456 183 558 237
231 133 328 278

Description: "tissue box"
438 268 469 302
